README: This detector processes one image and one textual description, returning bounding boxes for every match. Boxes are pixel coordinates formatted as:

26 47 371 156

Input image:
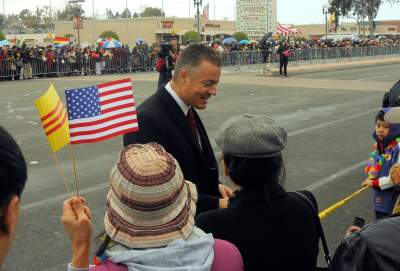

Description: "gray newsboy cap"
215 114 287 158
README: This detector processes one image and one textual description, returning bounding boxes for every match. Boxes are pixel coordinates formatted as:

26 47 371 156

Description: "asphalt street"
1 63 399 270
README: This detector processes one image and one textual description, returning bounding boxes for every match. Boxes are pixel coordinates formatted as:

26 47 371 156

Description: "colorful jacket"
365 114 400 214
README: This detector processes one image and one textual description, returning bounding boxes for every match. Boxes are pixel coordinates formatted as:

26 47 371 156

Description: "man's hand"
219 198 229 209
361 179 373 188
61 197 92 268
218 184 233 199
346 226 361 237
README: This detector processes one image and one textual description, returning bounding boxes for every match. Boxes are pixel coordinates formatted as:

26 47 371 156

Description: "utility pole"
92 0 95 44
370 0 374 37
214 1 216 20
194 0 202 34
161 0 164 41
3 0 5 30
69 0 85 45
126 0 129 46
322 5 329 39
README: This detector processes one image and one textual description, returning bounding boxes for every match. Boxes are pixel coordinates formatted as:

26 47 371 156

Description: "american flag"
65 78 138 144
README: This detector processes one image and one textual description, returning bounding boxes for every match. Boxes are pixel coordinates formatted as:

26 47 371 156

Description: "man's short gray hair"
173 43 221 81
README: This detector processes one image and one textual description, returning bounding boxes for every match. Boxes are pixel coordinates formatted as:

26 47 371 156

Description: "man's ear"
178 68 187 81
2 196 20 234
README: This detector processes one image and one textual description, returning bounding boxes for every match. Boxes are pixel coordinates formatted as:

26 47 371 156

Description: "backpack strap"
292 191 331 267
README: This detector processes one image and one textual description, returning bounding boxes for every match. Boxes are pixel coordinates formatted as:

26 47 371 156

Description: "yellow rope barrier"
319 186 369 220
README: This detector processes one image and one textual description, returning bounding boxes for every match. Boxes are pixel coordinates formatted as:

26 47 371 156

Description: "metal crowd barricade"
1 45 400 80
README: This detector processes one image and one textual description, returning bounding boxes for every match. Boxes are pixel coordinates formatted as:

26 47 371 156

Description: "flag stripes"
41 100 62 121
46 111 68 136
66 78 139 145
35 84 70 152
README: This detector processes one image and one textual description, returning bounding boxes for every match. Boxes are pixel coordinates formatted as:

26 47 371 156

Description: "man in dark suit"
123 43 232 214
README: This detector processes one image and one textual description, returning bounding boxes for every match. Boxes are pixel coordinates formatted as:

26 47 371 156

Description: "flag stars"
66 86 101 120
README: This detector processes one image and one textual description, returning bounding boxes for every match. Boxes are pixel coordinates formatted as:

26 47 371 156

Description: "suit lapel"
158 89 205 159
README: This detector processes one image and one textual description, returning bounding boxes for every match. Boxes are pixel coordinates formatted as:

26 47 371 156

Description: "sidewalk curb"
269 56 400 76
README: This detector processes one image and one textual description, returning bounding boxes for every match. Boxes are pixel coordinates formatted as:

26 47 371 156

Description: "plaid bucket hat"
104 143 198 248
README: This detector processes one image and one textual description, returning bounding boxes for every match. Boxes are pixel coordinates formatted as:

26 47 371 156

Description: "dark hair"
375 110 385 123
0 127 27 217
223 153 285 188
173 43 221 80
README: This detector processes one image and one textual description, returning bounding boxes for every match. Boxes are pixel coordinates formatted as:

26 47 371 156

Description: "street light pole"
194 0 202 34
322 5 328 39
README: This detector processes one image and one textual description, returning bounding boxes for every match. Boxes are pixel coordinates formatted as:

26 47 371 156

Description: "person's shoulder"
138 91 164 111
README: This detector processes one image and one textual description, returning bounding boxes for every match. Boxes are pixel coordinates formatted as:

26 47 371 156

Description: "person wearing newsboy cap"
195 114 320 271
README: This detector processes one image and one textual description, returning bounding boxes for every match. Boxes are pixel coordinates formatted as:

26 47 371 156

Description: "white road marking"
21 105 379 211
354 73 398 81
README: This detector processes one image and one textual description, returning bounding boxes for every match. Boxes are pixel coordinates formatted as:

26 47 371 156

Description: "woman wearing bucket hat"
195 115 320 271
62 143 243 271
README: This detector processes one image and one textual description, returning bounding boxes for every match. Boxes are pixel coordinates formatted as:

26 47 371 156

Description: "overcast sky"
2 0 400 24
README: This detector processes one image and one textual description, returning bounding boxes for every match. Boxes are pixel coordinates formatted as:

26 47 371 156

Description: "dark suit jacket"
123 88 220 214
195 183 320 271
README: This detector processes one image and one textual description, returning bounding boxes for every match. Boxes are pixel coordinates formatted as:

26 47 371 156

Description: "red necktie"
187 108 199 143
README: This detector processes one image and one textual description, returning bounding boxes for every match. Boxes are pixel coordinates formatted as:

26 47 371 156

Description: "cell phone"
353 216 365 228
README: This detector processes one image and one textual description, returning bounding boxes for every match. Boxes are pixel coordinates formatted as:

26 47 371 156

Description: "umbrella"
96 37 115 46
258 32 273 47
222 37 237 44
135 38 145 45
213 38 221 43
239 39 251 45
102 39 122 49
0 39 10 47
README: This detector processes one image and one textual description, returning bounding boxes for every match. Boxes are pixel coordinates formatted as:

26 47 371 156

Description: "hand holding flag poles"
35 78 139 198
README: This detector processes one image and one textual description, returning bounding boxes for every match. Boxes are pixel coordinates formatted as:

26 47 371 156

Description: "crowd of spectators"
0 42 159 81
0 36 399 81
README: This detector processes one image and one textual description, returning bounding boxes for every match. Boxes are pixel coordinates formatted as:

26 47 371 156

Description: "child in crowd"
363 108 400 219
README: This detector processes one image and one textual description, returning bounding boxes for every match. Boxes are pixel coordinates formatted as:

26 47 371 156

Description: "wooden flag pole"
69 145 80 197
52 152 71 194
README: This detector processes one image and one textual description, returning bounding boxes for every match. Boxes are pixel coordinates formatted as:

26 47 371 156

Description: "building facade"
54 17 236 47
294 20 400 40
236 0 277 39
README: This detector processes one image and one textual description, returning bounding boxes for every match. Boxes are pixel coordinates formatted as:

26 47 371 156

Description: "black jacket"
330 213 400 271
195 183 319 271
123 88 220 214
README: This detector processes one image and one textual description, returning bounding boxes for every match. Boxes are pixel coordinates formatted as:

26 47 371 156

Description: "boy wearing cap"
195 115 320 271
123 43 232 214
362 109 400 219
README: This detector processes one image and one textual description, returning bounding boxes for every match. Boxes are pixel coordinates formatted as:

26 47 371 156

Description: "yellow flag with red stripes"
35 84 70 152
